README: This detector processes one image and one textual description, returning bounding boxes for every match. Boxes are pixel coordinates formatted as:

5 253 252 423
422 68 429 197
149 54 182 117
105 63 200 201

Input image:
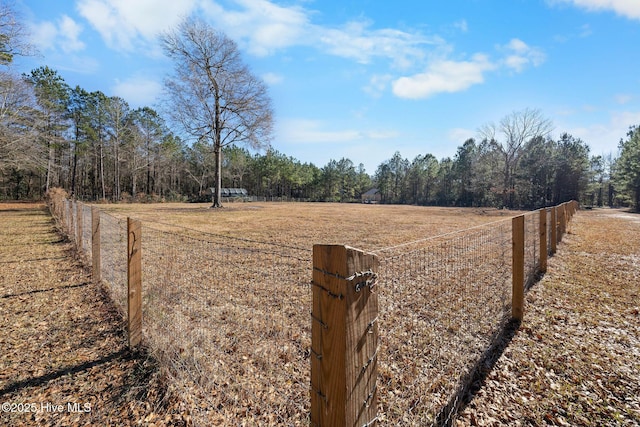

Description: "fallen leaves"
0 204 188 426
457 209 640 426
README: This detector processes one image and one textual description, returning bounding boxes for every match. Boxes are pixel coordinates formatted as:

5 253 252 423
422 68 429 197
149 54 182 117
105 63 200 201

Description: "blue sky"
14 0 640 173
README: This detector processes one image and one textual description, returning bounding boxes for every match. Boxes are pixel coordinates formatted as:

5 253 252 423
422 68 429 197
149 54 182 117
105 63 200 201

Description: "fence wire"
99 211 127 316
81 204 92 260
373 219 514 426
141 222 312 426
44 198 575 426
547 208 553 255
524 211 540 288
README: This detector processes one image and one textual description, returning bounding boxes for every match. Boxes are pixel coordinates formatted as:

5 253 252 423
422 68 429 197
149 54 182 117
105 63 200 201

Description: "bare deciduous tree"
478 108 553 208
161 17 273 207
0 70 42 171
0 1 35 65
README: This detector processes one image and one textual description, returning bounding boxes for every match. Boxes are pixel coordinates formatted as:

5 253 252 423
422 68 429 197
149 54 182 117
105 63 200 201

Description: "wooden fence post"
92 207 101 284
559 204 566 241
539 208 547 274
66 200 71 235
71 200 76 240
76 202 83 251
127 218 142 348
512 215 525 321
550 207 557 254
311 245 378 427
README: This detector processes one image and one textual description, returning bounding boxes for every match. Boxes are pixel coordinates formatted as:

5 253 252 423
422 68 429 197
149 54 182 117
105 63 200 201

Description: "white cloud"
59 15 85 53
29 15 85 53
200 0 310 57
74 0 442 73
30 21 57 51
316 21 441 69
112 76 162 107
615 93 633 105
280 119 362 144
363 74 393 97
561 110 640 155
448 128 476 143
280 118 398 144
552 0 640 20
392 54 496 99
454 19 469 33
200 0 441 68
500 38 546 72
77 0 198 51
262 72 283 85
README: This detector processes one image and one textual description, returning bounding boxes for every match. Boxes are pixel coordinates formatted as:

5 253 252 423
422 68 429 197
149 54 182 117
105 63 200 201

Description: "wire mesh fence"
141 222 313 425
44 197 578 426
373 219 513 425
547 208 553 255
81 204 92 261
524 211 540 288
99 211 128 316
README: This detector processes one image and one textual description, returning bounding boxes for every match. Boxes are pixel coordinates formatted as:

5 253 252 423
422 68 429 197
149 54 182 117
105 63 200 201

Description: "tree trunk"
211 143 222 207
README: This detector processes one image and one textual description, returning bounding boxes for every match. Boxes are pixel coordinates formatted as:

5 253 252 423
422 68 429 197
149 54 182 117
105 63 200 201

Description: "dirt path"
456 208 640 426
0 203 185 426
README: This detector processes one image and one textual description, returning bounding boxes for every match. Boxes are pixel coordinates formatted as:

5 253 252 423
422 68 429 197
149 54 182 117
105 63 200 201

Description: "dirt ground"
1 202 638 426
0 203 187 426
456 208 640 426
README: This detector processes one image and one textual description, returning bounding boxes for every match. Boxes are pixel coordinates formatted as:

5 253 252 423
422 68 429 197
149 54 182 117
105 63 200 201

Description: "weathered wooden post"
311 245 378 427
512 215 525 321
550 207 557 254
127 218 142 348
71 200 76 240
66 200 72 235
539 208 547 274
76 202 83 251
92 207 101 284
559 203 566 241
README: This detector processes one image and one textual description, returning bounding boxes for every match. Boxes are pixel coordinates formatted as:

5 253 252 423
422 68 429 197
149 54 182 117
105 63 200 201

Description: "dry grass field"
96 202 520 252
4 200 637 426
92 202 525 426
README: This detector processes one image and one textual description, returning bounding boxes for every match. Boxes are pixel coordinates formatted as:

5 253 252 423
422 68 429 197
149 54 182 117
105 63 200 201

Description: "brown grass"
9 201 633 426
456 209 640 426
0 203 187 426
92 202 527 425
97 202 520 251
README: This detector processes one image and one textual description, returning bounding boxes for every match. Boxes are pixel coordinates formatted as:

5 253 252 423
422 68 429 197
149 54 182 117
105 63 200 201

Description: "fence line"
46 197 579 426
98 211 128 316
140 221 312 425
374 219 513 425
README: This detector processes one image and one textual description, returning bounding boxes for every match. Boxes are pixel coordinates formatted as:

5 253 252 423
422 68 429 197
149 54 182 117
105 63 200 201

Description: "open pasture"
97 201 520 252
54 200 548 425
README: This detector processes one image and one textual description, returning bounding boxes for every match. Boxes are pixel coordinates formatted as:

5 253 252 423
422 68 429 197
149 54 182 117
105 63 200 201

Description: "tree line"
0 64 636 210
0 2 639 211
